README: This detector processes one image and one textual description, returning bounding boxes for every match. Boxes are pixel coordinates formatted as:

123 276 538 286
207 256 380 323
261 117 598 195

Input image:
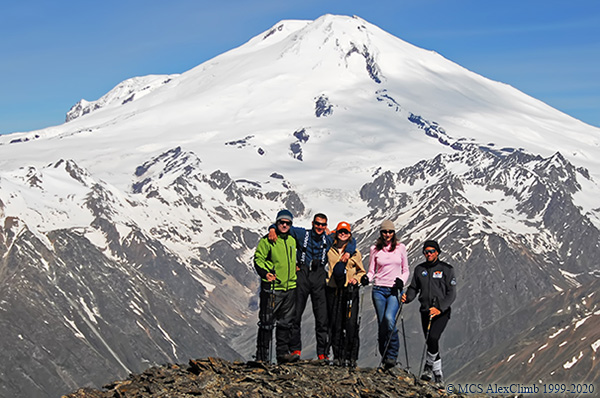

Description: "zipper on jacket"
285 238 291 291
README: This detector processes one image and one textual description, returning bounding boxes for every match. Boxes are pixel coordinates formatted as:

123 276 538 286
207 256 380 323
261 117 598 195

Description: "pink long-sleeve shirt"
366 243 410 287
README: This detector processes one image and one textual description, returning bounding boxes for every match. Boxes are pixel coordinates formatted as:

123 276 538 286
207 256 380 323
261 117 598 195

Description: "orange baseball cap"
336 221 351 232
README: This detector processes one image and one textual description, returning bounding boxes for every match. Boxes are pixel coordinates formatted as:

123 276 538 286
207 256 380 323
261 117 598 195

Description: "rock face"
0 151 302 398
61 358 495 398
351 145 600 377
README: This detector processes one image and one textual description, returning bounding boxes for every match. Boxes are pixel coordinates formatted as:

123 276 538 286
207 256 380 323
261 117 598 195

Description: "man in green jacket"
254 209 298 364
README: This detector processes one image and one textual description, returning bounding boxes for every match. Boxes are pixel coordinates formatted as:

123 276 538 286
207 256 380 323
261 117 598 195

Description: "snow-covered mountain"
1 14 599 397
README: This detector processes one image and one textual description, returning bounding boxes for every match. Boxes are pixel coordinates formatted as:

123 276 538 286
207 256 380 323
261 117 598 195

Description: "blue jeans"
372 286 400 360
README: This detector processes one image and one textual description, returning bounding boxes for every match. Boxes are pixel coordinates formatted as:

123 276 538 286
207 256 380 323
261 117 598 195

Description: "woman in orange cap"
325 221 366 367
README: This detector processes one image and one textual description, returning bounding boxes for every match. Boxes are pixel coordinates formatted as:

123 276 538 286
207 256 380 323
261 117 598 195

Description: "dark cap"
276 209 293 223
423 240 441 253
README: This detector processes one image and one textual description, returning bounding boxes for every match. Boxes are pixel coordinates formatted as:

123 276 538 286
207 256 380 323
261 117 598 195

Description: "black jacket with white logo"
405 259 456 313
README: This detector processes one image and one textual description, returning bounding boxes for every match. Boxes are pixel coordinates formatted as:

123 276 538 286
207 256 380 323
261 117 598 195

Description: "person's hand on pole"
394 277 404 292
266 273 277 282
429 306 441 318
391 277 403 296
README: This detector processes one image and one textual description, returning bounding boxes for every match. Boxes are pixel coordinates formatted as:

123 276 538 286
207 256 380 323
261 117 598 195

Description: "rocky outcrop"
62 358 494 398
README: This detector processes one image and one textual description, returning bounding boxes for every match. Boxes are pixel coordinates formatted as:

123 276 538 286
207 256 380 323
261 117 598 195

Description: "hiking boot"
420 364 433 381
383 357 396 369
433 373 444 389
291 350 301 359
277 353 299 364
276 355 288 364
317 354 330 362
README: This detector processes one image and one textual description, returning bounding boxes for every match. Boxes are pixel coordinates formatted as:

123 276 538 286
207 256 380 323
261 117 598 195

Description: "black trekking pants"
326 285 360 362
420 308 450 356
290 267 329 356
256 288 296 361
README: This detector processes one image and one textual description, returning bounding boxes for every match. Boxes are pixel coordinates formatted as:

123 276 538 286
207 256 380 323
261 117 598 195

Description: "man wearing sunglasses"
268 213 356 362
254 209 298 364
402 240 456 386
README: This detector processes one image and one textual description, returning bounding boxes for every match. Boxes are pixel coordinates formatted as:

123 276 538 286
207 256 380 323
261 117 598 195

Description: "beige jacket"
326 246 366 288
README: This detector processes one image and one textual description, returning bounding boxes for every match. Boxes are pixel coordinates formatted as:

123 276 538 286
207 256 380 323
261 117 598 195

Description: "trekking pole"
378 289 405 368
340 284 355 365
349 283 363 367
418 297 438 378
400 311 410 371
268 277 276 364
327 287 342 362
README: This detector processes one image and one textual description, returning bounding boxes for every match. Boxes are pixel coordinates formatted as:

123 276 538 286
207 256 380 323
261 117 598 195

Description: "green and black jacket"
254 233 297 291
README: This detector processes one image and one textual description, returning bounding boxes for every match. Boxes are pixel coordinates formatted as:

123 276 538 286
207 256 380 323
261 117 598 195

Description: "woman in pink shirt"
362 220 410 369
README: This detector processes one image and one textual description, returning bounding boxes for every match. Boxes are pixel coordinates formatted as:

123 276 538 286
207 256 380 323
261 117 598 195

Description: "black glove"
394 277 404 292
391 277 404 296
360 275 369 286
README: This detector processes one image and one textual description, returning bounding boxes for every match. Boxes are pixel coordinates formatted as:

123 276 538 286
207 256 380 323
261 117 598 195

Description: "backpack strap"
299 229 310 266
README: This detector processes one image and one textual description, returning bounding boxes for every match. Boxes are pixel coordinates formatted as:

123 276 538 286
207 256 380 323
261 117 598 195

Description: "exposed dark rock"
376 90 401 112
225 135 255 148
122 94 135 104
293 129 309 143
290 129 309 161
315 95 334 117
345 43 384 84
62 358 490 398
263 23 284 40
408 113 450 146
290 142 303 161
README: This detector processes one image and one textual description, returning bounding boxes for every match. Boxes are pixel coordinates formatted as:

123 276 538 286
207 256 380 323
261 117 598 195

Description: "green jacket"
254 233 297 291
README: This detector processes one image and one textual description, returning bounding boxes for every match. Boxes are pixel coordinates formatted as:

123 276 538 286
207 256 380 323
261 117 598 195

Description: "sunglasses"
423 249 437 254
381 230 395 234
337 229 350 235
277 220 292 226
313 221 327 227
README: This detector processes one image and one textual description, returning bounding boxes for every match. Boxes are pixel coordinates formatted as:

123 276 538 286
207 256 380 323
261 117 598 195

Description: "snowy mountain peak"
66 74 178 122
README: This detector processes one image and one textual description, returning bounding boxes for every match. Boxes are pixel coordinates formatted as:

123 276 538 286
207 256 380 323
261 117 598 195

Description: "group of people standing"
253 209 456 385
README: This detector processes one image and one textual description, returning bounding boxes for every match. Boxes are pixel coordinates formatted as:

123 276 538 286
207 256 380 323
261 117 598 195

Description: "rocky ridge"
61 357 495 398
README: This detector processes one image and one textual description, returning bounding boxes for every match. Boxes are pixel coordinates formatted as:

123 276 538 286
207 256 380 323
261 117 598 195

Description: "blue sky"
1 0 598 134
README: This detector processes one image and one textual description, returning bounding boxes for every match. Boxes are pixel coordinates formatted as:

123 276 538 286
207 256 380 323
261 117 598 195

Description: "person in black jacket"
402 240 456 385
